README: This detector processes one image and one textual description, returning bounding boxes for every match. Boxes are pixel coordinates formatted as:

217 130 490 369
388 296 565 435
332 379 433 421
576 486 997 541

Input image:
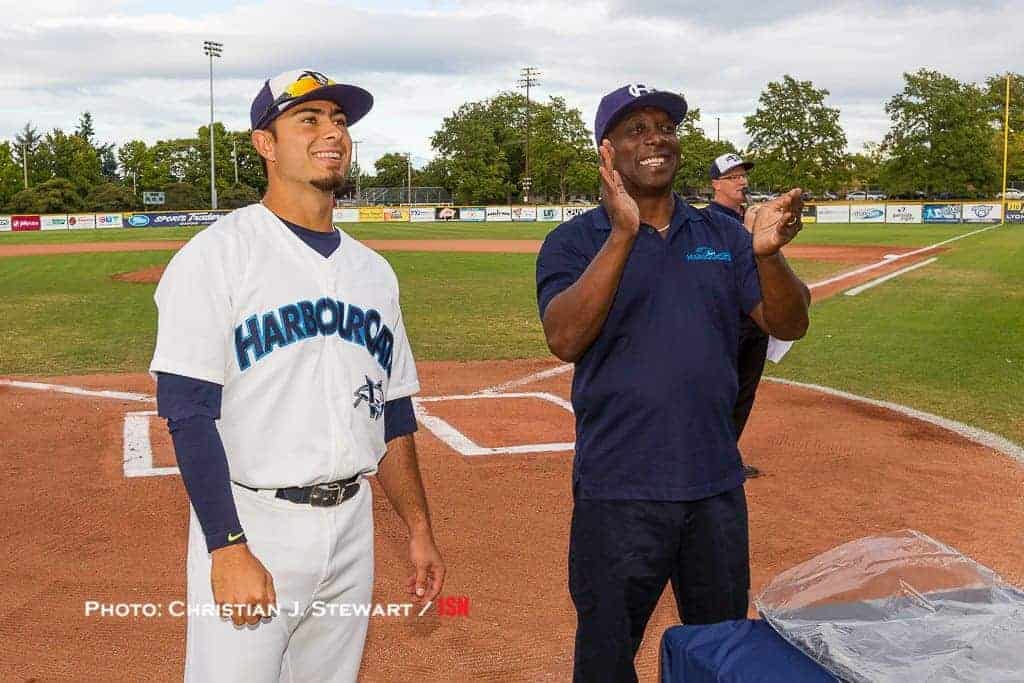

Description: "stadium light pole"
517 66 541 203
405 152 413 205
203 40 223 209
1000 73 1011 221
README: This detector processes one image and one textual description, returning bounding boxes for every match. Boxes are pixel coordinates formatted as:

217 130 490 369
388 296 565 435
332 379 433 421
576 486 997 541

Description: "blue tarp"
660 620 835 682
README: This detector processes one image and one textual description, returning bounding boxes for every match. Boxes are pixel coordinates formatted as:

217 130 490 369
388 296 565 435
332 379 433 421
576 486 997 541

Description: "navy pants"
734 316 769 439
568 485 750 683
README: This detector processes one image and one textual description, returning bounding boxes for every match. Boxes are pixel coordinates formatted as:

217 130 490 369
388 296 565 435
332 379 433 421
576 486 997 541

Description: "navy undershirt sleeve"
384 396 417 442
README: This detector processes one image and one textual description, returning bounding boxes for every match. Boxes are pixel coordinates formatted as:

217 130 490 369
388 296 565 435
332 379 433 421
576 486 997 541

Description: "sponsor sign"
383 207 409 222
460 207 486 222
850 204 885 223
885 204 923 224
142 191 165 205
12 215 42 231
1005 200 1024 223
962 202 1001 223
68 213 97 229
126 211 228 228
563 206 594 219
0 215 11 232
815 205 850 223
801 205 817 224
435 207 459 221
923 203 961 223
96 213 123 228
358 207 386 222
512 206 537 222
537 206 562 222
41 214 69 230
332 208 359 223
410 207 435 222
485 206 512 222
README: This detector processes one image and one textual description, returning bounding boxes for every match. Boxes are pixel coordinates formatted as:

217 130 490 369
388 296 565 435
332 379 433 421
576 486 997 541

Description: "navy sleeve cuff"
384 396 417 442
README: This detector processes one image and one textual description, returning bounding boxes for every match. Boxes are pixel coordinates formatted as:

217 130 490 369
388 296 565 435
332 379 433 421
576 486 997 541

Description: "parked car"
866 191 887 200
821 191 838 201
800 191 815 202
997 189 1024 200
846 191 867 201
746 192 771 203
683 194 709 204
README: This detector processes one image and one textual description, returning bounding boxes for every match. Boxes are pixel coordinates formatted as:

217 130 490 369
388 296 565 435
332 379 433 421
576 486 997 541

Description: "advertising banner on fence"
0 215 11 232
850 204 885 223
12 215 41 231
537 206 563 222
435 207 458 221
332 208 359 223
460 207 486 222
962 203 1001 223
923 204 961 223
486 206 512 222
384 207 409 222
1006 201 1024 223
126 211 228 228
41 214 69 230
358 207 386 222
96 213 123 228
815 205 850 223
801 205 817 224
512 206 537 222
68 214 97 229
563 206 593 220
409 207 435 222
885 204 923 224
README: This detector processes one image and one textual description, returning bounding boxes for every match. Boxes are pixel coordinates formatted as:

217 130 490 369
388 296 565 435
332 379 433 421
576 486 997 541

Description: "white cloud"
0 0 1017 169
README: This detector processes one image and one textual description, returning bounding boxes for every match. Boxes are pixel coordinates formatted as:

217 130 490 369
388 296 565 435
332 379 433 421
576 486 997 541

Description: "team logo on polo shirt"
354 375 385 420
685 246 732 262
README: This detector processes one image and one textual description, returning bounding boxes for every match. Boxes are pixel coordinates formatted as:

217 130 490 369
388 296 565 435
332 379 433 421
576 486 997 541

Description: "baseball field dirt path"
1 359 1021 681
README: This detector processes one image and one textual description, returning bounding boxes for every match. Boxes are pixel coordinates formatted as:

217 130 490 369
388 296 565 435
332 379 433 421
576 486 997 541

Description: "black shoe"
743 464 762 479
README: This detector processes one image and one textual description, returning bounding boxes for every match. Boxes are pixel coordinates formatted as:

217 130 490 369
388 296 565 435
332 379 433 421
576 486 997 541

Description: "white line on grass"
764 377 1024 464
844 257 938 296
808 223 1002 291
0 379 154 403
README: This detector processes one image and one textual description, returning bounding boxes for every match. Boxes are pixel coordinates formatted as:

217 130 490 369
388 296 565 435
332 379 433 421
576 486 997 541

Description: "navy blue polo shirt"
536 195 762 501
706 200 744 224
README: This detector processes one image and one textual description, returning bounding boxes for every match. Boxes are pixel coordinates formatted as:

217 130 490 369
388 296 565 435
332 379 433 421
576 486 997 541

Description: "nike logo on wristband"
227 532 245 543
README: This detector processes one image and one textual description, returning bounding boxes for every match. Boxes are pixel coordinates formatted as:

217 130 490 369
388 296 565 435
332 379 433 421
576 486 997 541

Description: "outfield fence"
1 201 1021 232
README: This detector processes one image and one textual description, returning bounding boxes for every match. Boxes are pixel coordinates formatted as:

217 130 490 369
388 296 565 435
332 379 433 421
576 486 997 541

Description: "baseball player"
150 69 444 682
535 84 810 681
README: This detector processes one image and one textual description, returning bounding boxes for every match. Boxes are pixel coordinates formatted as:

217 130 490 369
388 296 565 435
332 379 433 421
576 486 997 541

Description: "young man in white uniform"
150 69 445 682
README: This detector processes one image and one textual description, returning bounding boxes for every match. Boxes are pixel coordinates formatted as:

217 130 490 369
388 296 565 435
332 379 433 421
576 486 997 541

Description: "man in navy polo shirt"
536 84 810 682
706 152 768 478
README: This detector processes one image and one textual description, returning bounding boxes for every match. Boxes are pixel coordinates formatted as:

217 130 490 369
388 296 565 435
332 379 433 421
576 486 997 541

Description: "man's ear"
252 128 275 163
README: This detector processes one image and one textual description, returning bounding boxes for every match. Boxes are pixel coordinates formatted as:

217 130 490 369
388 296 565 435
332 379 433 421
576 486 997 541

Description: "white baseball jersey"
150 203 419 489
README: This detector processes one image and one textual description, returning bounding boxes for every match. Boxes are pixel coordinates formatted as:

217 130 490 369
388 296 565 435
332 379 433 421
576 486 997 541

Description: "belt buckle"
309 482 342 507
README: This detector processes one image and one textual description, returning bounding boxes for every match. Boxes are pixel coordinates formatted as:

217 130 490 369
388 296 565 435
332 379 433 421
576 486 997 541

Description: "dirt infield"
1 360 1021 681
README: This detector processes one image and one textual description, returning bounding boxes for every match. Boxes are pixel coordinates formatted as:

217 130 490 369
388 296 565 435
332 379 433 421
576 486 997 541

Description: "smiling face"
253 99 352 194
605 105 680 198
711 167 749 210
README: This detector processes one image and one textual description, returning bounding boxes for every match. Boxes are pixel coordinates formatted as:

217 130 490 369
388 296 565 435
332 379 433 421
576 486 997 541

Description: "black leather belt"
236 475 360 507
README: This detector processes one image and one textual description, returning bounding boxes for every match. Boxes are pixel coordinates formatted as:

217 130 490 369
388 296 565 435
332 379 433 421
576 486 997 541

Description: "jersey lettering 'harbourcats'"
234 296 395 375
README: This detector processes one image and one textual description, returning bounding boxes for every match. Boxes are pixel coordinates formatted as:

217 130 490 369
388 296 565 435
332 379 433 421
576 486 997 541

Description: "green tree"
85 182 138 211
984 72 1024 188
372 152 412 189
228 130 267 194
13 123 47 188
162 181 206 210
674 109 737 195
744 75 847 193
843 142 884 192
218 183 260 209
5 178 84 213
881 69 998 196
529 96 597 202
118 140 149 195
75 112 97 145
431 98 513 204
38 128 103 194
0 142 23 208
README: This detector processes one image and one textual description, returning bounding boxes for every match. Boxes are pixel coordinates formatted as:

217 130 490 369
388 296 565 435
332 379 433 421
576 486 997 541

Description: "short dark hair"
258 120 277 178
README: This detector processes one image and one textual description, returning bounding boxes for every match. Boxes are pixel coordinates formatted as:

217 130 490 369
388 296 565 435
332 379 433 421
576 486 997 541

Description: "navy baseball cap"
709 152 754 179
593 83 688 146
250 69 373 131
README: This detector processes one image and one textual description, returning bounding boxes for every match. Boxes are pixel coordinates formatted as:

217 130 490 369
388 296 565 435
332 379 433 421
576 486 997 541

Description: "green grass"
787 258 864 284
0 227 204 244
798 223 979 246
768 225 1024 443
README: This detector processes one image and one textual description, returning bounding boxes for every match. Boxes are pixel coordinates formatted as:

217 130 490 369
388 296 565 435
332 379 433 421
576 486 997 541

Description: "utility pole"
406 152 413 205
232 137 239 185
517 66 541 203
22 142 28 189
716 117 720 142
352 140 362 204
203 40 223 209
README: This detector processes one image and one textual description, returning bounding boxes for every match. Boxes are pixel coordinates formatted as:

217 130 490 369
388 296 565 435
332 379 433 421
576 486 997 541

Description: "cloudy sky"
1 0 1018 169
